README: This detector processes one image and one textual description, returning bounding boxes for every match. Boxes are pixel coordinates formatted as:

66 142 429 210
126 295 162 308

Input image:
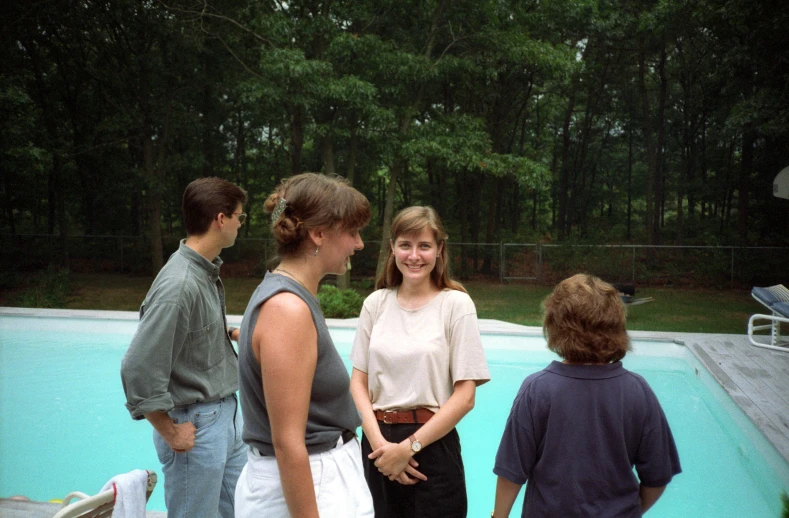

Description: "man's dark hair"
183 177 248 236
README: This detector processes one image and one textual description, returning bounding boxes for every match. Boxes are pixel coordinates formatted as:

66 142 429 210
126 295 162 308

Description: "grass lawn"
466 281 759 334
15 273 762 335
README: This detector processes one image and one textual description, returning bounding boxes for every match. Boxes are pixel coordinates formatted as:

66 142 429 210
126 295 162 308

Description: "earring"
314 246 320 256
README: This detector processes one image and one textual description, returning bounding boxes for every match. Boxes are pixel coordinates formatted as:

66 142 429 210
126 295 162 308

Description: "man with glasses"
122 177 248 518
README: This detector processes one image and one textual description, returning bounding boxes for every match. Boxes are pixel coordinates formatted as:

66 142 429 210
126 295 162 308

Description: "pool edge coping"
0 306 723 346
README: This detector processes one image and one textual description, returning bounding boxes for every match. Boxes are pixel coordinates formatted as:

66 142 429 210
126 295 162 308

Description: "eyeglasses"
233 212 247 225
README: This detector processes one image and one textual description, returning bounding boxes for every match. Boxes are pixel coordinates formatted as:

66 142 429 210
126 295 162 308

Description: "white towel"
100 469 149 518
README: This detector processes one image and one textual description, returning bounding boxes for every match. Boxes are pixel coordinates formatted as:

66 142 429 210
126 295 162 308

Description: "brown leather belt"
375 408 434 424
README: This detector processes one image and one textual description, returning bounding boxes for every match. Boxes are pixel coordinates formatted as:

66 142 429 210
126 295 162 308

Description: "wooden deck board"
670 332 789 465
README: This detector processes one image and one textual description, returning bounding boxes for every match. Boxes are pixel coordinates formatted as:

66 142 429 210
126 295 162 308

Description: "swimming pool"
1 311 788 516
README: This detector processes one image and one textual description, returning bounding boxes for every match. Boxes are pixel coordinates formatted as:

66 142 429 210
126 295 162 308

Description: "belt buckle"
383 410 396 424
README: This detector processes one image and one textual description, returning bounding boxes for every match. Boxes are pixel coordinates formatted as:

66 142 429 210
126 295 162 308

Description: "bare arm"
349 368 386 449
370 379 476 478
228 327 239 342
255 293 319 518
145 411 196 453
350 368 426 485
639 484 666 514
492 476 522 518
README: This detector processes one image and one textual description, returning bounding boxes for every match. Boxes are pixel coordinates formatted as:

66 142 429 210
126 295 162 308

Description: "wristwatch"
408 434 422 453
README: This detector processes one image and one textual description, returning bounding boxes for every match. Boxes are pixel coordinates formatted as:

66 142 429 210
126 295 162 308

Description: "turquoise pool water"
1 314 789 516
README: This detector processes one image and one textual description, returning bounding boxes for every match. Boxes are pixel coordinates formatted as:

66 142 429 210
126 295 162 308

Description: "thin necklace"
273 267 312 294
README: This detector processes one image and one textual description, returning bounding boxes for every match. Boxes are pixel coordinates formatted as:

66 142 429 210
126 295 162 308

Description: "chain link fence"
2 234 787 288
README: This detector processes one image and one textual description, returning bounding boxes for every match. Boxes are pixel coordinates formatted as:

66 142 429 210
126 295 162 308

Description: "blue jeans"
153 395 247 518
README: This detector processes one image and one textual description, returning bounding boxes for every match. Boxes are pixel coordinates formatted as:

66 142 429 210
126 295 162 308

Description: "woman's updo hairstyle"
264 172 371 257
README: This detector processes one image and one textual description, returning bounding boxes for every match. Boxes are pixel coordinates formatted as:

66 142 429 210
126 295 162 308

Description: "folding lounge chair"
52 470 157 518
612 283 654 307
748 284 789 353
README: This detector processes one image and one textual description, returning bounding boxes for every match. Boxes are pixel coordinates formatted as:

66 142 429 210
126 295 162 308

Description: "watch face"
411 440 422 453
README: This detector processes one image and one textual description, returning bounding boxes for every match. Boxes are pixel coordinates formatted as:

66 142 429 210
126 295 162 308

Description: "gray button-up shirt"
121 241 238 420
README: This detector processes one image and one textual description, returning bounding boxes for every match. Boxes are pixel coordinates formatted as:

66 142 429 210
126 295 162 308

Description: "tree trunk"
2 160 16 235
336 120 358 290
721 138 736 236
457 172 470 277
143 124 164 274
469 174 482 273
626 124 633 241
653 46 668 243
483 176 503 273
376 159 401 279
738 128 755 243
638 48 658 245
322 135 335 175
699 113 708 218
346 118 358 185
138 56 174 274
558 91 576 239
202 77 215 177
233 107 246 183
530 186 537 231
290 106 304 175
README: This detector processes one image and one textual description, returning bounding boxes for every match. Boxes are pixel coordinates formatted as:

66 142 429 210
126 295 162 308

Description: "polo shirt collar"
178 239 223 279
545 360 626 380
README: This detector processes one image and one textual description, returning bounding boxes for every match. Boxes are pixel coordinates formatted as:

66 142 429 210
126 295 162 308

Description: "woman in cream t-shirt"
350 206 491 518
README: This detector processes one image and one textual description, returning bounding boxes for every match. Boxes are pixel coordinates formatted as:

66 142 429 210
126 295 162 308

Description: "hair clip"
271 197 287 223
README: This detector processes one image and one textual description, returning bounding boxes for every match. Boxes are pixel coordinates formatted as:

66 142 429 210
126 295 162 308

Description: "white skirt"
234 436 374 517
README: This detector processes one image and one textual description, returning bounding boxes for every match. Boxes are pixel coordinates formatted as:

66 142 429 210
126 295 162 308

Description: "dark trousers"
361 423 467 518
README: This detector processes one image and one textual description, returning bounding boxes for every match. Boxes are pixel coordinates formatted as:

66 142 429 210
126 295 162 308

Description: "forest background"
2 0 788 290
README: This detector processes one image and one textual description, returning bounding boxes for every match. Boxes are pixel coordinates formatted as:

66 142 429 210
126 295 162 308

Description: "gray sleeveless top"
238 271 361 455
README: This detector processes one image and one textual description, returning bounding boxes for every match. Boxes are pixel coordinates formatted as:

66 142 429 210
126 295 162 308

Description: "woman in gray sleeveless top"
234 173 374 518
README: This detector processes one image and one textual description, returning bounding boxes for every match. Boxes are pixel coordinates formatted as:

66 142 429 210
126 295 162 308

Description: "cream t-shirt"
351 288 491 413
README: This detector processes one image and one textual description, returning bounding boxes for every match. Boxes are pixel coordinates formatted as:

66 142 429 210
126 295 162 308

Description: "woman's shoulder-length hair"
375 206 466 293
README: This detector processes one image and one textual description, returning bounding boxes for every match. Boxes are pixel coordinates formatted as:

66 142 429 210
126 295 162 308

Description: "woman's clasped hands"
369 440 428 485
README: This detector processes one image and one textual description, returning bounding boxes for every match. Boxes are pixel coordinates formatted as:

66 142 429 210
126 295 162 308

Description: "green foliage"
317 284 364 318
3 0 789 254
402 115 490 169
0 270 21 291
13 266 71 309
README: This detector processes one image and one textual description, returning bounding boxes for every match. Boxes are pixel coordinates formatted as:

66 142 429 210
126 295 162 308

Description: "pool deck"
2 307 789 515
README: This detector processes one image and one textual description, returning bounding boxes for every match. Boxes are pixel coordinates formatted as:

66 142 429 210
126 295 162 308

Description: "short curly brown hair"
542 274 630 363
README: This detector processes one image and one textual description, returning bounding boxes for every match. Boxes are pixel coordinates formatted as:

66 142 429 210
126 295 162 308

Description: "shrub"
0 270 20 290
318 284 364 318
13 266 71 308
